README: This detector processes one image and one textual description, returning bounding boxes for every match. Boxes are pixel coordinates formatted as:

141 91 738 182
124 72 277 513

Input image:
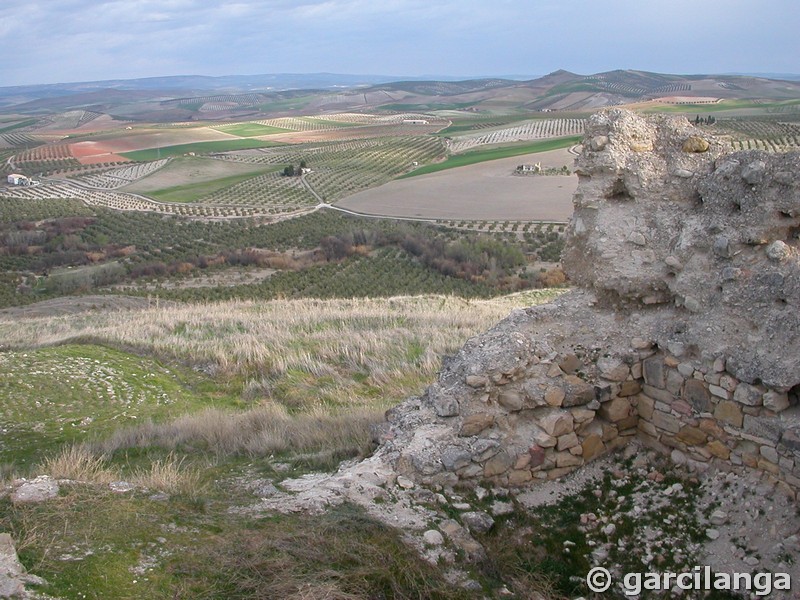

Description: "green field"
121 139 285 161
147 167 280 203
0 119 38 134
399 135 581 178
215 122 292 137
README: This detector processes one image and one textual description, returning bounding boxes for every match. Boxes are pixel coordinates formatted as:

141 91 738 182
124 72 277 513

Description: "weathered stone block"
714 401 743 428
460 413 495 437
637 395 655 420
497 390 524 412
743 416 782 443
616 415 639 431
483 450 513 477
599 396 632 422
734 383 763 407
570 408 595 423
683 379 710 412
507 469 533 486
707 440 730 459
528 444 546 468
582 434 605 461
539 410 574 437
562 375 595 407
763 391 790 412
557 432 580 451
434 395 460 417
544 387 565 407
619 381 642 397
555 451 583 468
676 426 707 446
643 357 665 388
442 447 472 471
643 384 674 404
651 410 681 434
465 375 488 388
559 354 581 374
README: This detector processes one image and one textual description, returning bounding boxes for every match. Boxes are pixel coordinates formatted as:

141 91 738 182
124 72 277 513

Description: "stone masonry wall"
374 108 800 495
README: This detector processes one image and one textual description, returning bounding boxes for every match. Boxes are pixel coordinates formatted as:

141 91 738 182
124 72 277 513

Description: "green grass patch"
0 119 38 134
399 135 581 178
214 122 292 137
120 139 284 161
146 167 280 203
0 344 233 466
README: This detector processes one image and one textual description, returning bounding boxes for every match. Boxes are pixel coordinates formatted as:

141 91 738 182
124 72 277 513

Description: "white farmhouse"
402 119 429 125
7 174 31 186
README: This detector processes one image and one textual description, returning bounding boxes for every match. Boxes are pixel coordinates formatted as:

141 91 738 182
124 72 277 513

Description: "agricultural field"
211 122 292 137
715 118 800 151
337 148 577 221
446 118 586 153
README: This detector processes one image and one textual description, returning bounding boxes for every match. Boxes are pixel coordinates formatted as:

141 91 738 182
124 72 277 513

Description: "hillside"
2 69 799 121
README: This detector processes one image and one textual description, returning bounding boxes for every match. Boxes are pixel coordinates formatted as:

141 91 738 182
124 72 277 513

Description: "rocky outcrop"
375 109 800 492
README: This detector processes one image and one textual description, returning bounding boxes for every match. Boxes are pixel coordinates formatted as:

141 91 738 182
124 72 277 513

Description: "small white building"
7 174 31 186
402 119 429 125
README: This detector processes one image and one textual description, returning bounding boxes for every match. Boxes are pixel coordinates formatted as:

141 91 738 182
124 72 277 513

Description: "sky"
1 0 798 86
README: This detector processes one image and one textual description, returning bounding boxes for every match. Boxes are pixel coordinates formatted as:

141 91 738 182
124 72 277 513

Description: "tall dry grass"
87 402 381 461
0 291 561 409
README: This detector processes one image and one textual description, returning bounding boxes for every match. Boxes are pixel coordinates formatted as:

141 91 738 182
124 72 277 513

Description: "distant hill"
1 69 799 121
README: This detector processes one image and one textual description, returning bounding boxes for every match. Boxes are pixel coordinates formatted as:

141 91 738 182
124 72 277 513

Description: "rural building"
7 174 31 186
516 163 542 173
402 119 428 125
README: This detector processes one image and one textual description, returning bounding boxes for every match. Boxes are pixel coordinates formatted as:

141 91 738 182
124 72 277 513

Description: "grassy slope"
399 136 581 178
0 344 233 466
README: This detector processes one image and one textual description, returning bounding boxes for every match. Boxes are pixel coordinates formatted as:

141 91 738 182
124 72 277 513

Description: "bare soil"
335 148 577 221
121 156 269 193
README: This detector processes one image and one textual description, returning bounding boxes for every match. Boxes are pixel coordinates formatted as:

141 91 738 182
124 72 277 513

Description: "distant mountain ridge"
1 69 799 120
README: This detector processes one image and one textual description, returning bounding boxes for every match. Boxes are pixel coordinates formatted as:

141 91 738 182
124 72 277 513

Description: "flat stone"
531 427 557 448
570 408 595 423
637 395 655 420
760 445 779 464
528 444 546 468
618 381 641 397
459 413 495 437
507 469 533 486
11 476 59 504
396 476 415 489
743 416 782 443
490 501 515 516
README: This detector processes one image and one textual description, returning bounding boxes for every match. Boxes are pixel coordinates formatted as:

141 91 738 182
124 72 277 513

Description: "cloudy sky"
1 0 797 86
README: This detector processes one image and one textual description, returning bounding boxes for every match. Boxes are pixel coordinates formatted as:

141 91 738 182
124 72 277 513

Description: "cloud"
1 0 796 85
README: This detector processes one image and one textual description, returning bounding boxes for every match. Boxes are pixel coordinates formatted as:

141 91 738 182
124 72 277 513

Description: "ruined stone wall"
375 109 800 494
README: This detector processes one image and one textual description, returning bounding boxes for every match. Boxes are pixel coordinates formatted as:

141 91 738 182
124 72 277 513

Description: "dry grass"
38 445 118 483
0 291 561 409
88 402 381 463
131 453 204 496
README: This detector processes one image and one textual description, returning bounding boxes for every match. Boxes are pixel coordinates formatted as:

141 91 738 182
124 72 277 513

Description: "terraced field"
72 159 172 189
719 119 800 152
